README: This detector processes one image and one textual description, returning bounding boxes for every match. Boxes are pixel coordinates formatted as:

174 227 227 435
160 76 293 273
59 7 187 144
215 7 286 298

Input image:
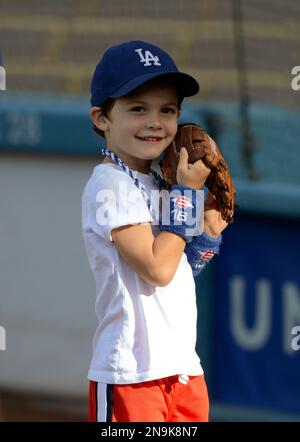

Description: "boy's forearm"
154 184 203 285
152 231 186 286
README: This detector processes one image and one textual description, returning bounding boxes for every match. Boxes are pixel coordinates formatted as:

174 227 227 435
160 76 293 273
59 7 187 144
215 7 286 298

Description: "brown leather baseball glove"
159 123 236 224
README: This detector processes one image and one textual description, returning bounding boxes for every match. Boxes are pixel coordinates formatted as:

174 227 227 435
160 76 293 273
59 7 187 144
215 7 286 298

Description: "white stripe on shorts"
96 383 109 422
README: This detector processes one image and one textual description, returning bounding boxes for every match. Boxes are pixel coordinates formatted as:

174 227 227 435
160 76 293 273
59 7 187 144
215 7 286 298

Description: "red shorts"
88 374 209 422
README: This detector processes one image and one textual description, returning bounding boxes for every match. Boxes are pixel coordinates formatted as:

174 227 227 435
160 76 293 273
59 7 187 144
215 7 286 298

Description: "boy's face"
92 80 180 173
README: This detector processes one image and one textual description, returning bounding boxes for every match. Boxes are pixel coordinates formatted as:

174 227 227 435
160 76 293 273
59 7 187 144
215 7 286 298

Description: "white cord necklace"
101 147 166 217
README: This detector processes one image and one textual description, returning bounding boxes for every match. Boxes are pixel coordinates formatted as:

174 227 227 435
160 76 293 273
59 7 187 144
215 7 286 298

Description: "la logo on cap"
134 48 161 67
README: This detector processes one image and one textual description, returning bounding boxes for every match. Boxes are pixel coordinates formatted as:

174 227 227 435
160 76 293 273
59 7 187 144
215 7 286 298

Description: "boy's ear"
90 106 109 132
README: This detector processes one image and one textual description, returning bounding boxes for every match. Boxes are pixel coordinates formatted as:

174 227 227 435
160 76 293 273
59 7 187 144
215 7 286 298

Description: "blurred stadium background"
0 0 299 421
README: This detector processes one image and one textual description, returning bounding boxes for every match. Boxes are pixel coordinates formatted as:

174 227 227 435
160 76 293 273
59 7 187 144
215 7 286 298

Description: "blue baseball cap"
90 40 200 106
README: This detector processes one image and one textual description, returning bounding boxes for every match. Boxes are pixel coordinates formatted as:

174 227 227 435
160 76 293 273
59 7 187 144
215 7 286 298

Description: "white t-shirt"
81 162 203 384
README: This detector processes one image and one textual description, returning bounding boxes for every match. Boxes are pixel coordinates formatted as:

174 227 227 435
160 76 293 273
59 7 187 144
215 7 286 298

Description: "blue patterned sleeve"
184 232 222 277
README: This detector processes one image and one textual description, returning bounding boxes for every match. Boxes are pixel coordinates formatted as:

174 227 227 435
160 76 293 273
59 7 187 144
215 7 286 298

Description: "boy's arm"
112 148 211 287
112 223 185 287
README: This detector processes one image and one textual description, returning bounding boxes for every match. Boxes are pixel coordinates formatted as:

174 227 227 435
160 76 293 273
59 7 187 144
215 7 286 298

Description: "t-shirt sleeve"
87 168 153 242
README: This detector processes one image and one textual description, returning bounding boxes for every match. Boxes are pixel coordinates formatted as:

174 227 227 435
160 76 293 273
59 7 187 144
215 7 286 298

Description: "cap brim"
109 71 199 100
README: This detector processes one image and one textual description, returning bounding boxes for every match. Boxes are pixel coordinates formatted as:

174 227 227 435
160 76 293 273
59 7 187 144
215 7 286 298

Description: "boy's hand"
176 147 211 190
160 123 236 223
204 191 229 238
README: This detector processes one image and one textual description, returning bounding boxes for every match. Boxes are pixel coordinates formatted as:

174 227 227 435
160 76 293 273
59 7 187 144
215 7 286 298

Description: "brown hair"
92 98 116 139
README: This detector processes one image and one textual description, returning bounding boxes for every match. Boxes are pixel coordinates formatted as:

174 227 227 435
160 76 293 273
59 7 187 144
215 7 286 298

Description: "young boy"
82 40 228 422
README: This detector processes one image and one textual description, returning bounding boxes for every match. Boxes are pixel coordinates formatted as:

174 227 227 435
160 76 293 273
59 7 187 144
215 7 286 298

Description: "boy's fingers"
178 147 188 168
193 159 211 174
179 147 187 157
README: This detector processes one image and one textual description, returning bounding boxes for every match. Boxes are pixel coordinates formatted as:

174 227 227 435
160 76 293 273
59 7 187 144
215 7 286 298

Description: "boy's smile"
94 79 180 174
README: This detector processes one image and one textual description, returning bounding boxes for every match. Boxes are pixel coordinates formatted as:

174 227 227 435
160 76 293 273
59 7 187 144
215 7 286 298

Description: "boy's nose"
146 116 162 129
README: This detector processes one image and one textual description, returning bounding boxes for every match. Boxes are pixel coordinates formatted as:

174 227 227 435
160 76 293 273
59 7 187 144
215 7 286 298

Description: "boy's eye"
131 106 144 112
130 106 176 113
162 107 176 114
